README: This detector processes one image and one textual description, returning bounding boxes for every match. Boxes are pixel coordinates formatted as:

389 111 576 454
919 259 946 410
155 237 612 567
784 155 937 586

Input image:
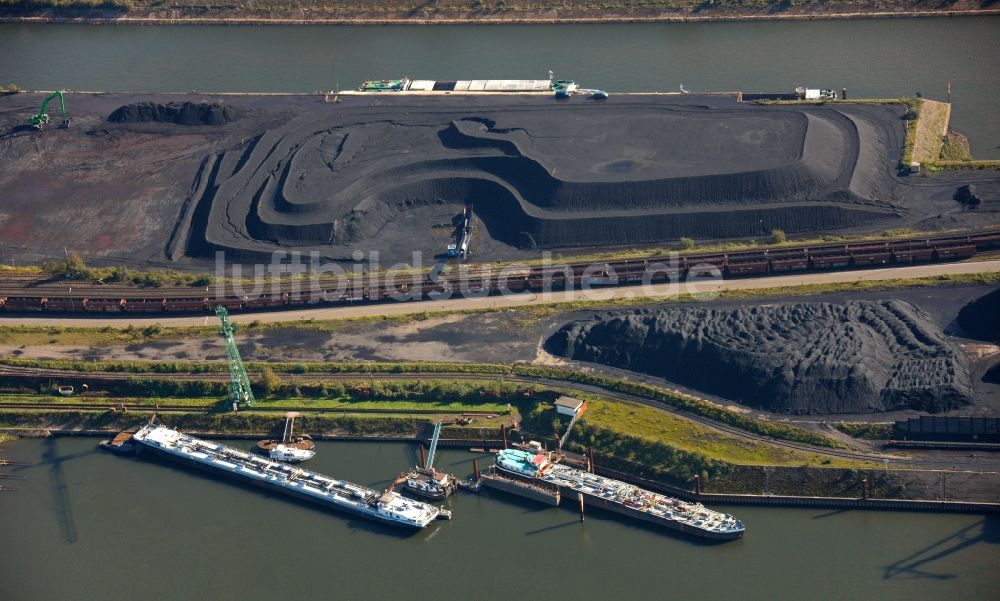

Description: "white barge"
132 424 446 529
495 448 745 540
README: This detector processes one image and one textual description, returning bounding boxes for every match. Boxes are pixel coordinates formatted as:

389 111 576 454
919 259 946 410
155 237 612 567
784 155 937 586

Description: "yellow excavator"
27 90 70 130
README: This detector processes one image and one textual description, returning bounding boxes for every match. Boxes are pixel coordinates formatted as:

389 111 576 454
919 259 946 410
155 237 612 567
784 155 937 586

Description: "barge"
495 448 745 540
132 424 446 529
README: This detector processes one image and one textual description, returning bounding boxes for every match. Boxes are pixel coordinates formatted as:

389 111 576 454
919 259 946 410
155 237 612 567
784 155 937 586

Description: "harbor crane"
425 420 443 470
399 420 458 500
215 305 255 408
27 90 70 130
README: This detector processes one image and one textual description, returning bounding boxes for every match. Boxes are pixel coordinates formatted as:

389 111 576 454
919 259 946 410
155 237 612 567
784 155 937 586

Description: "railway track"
0 364 910 465
2 229 998 315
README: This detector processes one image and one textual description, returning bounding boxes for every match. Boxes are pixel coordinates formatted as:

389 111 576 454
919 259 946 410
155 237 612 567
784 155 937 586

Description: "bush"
43 251 95 280
770 229 787 244
679 237 695 250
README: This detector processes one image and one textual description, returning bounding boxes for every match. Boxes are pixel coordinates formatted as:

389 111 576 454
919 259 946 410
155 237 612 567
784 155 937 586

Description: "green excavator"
27 90 70 130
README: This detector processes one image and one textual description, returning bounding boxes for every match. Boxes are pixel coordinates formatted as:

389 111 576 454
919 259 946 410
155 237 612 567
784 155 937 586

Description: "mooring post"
472 458 480 483
693 474 701 497
578 492 585 522
419 444 426 469
862 478 869 501
501 424 508 449
589 448 596 474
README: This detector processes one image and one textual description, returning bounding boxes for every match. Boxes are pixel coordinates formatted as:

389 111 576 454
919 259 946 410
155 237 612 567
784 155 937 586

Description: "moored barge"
132 424 446 529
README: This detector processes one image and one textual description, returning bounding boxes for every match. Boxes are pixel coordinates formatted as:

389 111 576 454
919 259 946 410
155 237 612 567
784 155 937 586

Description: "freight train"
1 231 998 315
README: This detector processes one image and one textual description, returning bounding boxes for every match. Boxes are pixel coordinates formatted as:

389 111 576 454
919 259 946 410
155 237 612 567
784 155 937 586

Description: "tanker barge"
131 424 446 529
496 448 744 540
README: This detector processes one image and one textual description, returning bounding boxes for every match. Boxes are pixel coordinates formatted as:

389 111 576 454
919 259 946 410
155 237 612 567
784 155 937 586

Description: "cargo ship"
495 448 745 540
353 73 606 98
131 424 447 529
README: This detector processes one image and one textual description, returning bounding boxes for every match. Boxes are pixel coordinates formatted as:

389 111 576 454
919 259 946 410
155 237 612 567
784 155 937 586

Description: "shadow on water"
131 453 417 540
42 438 79 544
525 519 581 536
811 509 850 520
883 516 999 580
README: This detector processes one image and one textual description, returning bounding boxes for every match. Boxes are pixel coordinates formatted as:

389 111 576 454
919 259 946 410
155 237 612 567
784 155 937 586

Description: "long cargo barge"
495 448 745 540
1 229 998 314
131 424 445 529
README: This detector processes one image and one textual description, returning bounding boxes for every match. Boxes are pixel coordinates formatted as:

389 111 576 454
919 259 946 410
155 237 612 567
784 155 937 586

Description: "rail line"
1 229 998 314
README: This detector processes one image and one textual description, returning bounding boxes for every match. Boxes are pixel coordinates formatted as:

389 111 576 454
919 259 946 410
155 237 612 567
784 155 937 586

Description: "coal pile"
957 287 1000 342
546 300 974 414
108 102 242 125
183 97 904 260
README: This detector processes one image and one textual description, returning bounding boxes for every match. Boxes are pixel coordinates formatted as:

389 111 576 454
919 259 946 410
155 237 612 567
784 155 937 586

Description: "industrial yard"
2 91 998 270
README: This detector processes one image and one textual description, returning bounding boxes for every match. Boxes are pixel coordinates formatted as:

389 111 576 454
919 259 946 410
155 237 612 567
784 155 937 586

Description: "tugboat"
268 443 315 463
401 421 457 501
258 412 315 456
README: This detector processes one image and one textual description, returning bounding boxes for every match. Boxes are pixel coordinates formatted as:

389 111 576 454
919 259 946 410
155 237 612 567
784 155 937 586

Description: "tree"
679 237 695 250
770 229 787 244
260 366 280 397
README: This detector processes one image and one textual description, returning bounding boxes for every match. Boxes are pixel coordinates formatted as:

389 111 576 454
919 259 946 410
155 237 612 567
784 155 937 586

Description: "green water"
0 18 999 157
0 438 997 600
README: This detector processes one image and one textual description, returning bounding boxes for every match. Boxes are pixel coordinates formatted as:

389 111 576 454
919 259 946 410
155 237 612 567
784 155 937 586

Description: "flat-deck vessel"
132 424 446 529
495 448 744 540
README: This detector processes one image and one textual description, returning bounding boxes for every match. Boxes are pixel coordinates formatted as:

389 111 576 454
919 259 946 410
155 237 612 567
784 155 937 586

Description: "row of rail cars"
2 231 998 314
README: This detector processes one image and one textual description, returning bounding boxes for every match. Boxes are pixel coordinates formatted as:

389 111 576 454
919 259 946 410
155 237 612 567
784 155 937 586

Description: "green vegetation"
42 252 214 288
769 229 787 244
900 98 922 167
0 356 841 448
679 237 695 250
580 399 869 467
0 83 18 94
0 409 433 438
0 432 14 443
512 364 845 449
834 422 894 440
939 132 973 162
925 160 1000 171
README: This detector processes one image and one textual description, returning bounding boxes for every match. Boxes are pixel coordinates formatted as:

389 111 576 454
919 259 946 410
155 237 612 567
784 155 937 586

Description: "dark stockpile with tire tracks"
1 92 998 268
546 300 975 414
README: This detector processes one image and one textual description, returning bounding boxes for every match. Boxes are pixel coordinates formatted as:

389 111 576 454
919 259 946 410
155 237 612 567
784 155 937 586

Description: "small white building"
554 396 587 417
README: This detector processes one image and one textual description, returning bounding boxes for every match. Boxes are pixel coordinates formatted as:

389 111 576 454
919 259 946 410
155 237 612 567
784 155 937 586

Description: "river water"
1 17 999 157
0 438 997 600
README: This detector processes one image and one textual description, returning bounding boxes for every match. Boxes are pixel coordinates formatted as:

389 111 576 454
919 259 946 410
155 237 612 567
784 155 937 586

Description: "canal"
0 437 997 600
0 17 999 157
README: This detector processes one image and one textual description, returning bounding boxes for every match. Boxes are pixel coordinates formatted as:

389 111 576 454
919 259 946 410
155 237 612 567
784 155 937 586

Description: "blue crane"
425 421 443 470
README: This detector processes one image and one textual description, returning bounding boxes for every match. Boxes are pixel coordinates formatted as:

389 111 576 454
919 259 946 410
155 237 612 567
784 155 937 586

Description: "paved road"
2 260 998 327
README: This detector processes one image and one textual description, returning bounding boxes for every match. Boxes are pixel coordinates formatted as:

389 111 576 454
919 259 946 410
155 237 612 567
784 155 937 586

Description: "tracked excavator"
27 90 70 130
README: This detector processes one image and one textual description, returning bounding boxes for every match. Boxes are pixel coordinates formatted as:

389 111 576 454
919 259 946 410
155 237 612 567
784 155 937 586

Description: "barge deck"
131 424 444 529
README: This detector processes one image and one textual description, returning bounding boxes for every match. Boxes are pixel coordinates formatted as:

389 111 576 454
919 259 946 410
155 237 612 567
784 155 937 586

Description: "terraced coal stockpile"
4 92 996 267
184 95 906 260
546 301 974 414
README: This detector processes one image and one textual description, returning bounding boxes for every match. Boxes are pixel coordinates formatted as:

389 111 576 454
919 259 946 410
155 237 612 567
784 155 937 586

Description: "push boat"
403 467 457 501
131 424 448 529
495 448 745 540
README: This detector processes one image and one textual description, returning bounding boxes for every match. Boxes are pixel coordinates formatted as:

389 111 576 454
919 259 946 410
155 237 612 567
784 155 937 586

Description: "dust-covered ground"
2 92 998 269
6 284 999 418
